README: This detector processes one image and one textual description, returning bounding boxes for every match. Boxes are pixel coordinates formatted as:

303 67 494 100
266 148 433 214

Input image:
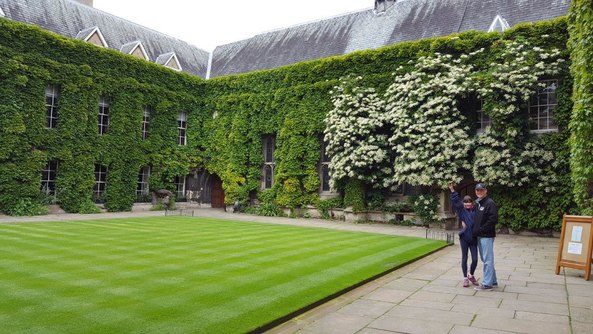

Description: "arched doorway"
185 169 224 207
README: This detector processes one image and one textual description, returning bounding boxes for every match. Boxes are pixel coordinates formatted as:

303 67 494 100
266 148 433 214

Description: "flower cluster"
412 193 441 223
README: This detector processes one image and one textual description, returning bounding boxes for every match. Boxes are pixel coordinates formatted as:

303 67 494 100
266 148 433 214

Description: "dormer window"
374 0 396 15
76 26 108 48
488 15 511 33
120 41 150 61
156 52 182 71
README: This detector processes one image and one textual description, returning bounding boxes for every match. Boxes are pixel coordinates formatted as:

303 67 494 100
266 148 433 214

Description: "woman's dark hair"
463 195 473 203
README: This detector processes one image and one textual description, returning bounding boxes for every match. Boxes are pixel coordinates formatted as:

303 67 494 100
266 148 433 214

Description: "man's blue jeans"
478 237 497 287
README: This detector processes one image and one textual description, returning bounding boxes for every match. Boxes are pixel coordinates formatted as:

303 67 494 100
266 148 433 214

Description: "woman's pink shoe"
468 275 479 286
463 278 470 287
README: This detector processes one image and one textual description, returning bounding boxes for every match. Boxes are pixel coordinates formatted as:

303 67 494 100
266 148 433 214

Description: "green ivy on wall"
568 0 593 214
0 15 583 231
0 19 208 214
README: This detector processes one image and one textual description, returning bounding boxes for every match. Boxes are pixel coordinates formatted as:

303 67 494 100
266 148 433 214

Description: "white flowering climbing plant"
473 39 564 189
324 38 564 191
324 76 391 189
384 52 477 189
412 193 441 223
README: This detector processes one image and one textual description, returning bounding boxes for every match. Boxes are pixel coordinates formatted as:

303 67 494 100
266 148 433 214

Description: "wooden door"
211 175 225 208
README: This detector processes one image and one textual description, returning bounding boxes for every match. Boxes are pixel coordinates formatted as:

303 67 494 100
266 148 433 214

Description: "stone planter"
47 204 66 214
403 213 423 225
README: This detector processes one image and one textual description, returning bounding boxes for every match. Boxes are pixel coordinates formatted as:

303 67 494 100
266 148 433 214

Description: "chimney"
74 0 93 7
374 0 396 14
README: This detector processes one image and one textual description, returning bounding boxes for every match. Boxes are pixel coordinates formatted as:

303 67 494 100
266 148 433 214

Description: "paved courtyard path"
1 209 592 333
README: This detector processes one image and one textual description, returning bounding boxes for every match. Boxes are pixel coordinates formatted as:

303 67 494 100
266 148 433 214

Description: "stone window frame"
142 106 151 140
93 163 108 200
45 84 59 129
174 175 186 199
178 112 187 146
262 135 276 190
98 97 110 135
476 100 491 134
529 79 559 133
136 166 150 196
41 160 58 196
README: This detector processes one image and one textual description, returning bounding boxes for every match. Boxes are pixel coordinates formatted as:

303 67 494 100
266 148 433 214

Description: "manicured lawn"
0 217 446 333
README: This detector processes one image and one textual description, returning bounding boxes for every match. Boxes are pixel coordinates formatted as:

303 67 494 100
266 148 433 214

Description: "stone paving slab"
571 307 593 323
449 325 515 334
368 314 455 334
399 298 455 311
336 299 394 318
451 304 515 319
514 310 569 324
472 315 570 334
296 313 373 334
572 321 593 334
362 288 413 304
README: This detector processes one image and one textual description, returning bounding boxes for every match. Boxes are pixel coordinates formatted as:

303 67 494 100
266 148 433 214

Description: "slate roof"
210 0 571 78
0 0 571 80
0 0 209 77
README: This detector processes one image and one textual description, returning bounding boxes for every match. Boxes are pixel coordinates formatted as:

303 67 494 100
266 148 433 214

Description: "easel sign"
555 215 593 281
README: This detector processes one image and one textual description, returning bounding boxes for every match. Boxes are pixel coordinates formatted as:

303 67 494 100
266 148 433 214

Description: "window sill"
529 129 558 134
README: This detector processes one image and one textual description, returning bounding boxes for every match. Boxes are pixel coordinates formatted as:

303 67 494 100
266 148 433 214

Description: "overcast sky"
93 0 372 51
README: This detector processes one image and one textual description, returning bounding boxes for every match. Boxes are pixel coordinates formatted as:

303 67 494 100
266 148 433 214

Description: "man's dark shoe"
474 284 493 291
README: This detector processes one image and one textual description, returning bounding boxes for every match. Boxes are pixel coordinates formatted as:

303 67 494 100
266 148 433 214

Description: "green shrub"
315 197 342 219
5 198 48 216
343 179 365 212
78 200 100 214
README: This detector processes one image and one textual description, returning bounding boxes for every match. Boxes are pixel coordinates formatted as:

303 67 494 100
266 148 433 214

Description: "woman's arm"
449 182 463 213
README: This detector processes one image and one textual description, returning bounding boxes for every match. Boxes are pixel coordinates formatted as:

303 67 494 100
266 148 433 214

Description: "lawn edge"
250 242 451 333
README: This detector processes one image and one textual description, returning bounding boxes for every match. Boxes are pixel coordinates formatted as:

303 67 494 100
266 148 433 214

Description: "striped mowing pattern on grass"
0 217 446 333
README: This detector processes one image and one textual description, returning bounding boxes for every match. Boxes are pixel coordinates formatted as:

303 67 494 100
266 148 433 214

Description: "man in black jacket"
472 182 498 290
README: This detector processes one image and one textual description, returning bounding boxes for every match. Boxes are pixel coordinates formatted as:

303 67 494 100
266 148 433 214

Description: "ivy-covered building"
1 0 591 231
